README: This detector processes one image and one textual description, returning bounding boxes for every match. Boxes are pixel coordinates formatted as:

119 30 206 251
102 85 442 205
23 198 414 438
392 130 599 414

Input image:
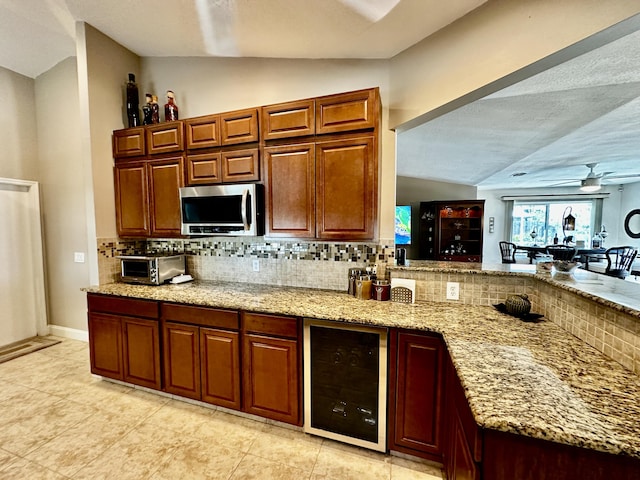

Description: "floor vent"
0 337 61 364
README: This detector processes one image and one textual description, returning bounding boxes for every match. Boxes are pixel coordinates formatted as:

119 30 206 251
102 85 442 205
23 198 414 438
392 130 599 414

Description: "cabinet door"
316 88 378 135
113 127 145 158
263 143 315 238
88 313 124 380
451 411 479 480
185 114 220 149
262 99 315 140
316 136 376 240
114 161 150 237
186 152 222 185
163 322 201 399
220 108 259 146
148 157 184 237
146 121 184 155
243 333 300 425
392 332 444 458
122 317 161 390
200 328 241 410
221 148 260 183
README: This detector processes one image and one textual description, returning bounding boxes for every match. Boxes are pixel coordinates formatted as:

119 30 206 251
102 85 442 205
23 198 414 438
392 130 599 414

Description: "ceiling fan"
551 163 640 191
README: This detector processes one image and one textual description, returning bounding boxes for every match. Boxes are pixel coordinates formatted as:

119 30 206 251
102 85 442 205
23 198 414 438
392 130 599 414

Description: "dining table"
515 244 606 264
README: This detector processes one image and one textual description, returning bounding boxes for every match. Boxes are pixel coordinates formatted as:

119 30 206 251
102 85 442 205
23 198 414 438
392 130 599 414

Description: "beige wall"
35 57 90 332
82 23 141 240
389 0 640 128
0 67 37 180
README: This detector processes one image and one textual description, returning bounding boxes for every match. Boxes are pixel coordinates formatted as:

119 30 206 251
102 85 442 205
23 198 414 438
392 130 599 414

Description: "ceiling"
396 24 640 190
2 0 639 191
0 0 486 78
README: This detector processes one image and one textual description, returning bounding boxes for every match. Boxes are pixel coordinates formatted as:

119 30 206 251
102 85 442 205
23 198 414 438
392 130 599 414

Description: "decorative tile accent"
97 237 395 291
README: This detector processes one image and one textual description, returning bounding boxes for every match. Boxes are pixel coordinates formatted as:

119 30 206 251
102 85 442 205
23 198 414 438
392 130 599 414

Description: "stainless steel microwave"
179 183 264 236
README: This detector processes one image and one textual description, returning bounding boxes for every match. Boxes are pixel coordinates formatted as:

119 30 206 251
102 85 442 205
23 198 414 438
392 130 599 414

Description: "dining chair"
545 245 577 261
499 241 516 264
604 246 638 279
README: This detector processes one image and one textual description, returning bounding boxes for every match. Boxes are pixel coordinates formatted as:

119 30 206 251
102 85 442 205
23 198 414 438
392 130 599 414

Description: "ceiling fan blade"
548 180 580 187
603 173 640 180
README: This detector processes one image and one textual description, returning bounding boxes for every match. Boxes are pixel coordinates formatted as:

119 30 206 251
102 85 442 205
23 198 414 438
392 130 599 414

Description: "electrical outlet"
252 259 260 272
74 252 85 263
446 282 460 300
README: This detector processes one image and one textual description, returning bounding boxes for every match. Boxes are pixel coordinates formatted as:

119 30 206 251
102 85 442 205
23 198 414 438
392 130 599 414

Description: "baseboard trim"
48 325 88 342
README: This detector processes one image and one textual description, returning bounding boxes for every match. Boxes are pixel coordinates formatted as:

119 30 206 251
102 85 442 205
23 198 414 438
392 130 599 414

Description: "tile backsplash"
97 237 395 291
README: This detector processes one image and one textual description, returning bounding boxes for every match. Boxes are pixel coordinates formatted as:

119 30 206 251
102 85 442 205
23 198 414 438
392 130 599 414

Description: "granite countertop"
84 280 640 459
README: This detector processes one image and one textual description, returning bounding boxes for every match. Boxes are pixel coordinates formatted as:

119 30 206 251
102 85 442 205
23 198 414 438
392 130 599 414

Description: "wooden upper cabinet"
114 161 150 237
316 88 379 135
222 148 260 183
113 127 145 158
261 99 315 140
186 152 222 185
146 121 184 155
263 143 316 238
185 114 220 150
316 136 377 240
220 108 259 146
148 156 184 237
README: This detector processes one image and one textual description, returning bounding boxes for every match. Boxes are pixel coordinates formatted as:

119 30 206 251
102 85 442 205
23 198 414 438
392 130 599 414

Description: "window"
510 199 601 246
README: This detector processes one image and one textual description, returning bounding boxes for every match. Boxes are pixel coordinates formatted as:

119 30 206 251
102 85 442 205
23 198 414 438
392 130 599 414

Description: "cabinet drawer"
162 303 239 330
88 294 159 319
186 152 222 185
146 121 184 155
262 100 315 140
222 148 260 182
185 114 220 149
242 312 299 339
220 108 259 145
316 88 378 135
113 127 145 158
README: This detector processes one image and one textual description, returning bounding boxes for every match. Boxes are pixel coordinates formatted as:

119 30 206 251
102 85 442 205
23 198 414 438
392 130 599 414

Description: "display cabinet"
419 200 485 262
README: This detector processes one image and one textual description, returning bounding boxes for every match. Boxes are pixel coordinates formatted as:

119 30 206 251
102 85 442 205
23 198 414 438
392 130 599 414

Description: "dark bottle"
142 93 153 125
126 73 140 127
553 233 558 244
151 95 160 124
164 90 179 121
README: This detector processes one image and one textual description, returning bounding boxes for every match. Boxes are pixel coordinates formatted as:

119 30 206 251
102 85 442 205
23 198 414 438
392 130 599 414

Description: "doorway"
0 178 47 348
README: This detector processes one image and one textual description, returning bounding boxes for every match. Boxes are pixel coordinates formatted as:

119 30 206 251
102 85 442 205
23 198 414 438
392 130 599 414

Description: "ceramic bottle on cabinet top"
164 90 179 122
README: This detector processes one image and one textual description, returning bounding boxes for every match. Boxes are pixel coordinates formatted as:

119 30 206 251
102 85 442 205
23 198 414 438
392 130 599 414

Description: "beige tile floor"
0 337 445 480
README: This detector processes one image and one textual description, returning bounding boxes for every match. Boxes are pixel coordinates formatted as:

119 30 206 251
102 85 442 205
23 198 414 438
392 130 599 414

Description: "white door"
0 179 47 347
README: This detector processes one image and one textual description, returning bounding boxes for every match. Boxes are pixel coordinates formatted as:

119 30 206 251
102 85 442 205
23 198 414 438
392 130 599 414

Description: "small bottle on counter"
553 233 558 244
164 90 179 121
151 95 160 124
126 73 140 127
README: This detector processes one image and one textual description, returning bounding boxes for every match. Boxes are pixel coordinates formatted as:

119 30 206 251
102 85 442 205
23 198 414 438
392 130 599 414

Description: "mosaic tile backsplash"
97 237 395 290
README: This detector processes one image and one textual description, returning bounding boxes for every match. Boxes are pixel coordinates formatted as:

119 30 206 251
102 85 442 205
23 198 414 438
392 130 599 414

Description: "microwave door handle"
241 188 250 230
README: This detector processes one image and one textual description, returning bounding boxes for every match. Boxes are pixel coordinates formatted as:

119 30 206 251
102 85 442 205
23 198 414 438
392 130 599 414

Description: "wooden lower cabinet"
162 304 241 409
200 328 241 410
242 312 301 426
87 294 161 390
388 330 444 461
163 322 201 399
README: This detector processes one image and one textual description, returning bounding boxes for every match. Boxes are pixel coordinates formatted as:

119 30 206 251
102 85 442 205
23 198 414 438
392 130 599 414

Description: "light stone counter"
84 279 640 460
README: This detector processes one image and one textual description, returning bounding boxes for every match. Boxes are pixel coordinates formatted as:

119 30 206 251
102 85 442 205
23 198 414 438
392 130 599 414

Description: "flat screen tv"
395 205 411 245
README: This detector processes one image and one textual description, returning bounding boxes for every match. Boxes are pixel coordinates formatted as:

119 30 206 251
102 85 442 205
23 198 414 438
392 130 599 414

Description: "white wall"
35 57 91 332
0 67 37 180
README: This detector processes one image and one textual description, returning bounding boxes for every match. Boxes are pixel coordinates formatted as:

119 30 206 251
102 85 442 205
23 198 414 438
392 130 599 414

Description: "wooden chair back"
605 246 638 279
499 241 516 264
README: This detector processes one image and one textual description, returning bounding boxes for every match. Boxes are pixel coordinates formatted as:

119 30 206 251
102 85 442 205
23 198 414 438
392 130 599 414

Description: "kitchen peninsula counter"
84 278 640 460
